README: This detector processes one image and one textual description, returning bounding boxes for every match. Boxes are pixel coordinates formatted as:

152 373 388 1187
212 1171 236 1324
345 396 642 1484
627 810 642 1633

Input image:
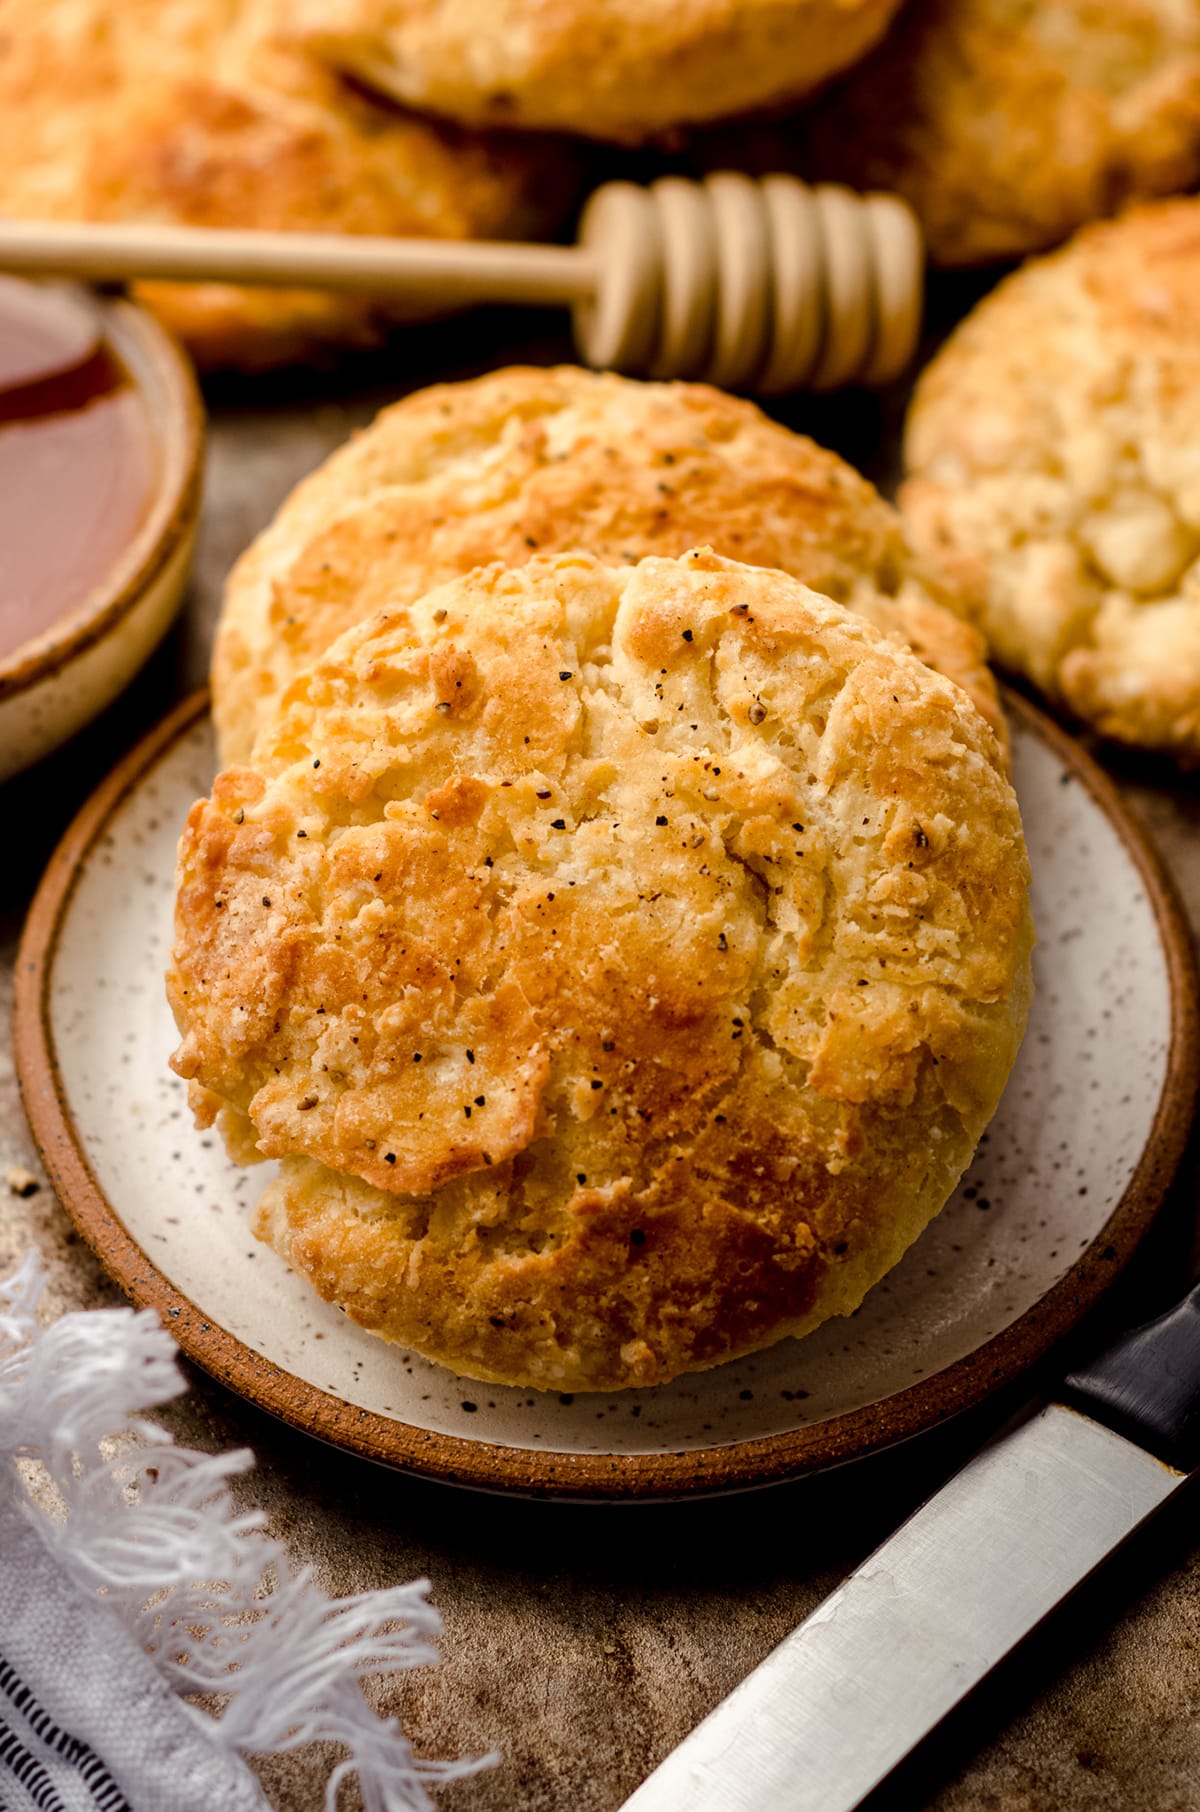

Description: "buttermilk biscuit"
169 551 1033 1393
212 367 1001 764
292 0 904 144
721 0 1200 266
0 0 572 370
903 199 1200 759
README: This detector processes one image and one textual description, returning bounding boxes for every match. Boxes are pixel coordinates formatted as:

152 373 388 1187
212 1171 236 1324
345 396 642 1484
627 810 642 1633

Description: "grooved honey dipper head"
572 172 923 394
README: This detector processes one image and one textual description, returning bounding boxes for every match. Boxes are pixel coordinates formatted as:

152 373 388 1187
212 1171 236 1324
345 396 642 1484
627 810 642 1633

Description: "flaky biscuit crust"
903 199 1200 760
212 367 1001 763
294 0 903 144
0 0 572 370
171 551 1031 1392
736 0 1200 266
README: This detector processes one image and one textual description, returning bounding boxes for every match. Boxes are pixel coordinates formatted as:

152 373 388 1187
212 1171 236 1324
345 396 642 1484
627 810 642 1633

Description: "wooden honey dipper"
0 172 922 394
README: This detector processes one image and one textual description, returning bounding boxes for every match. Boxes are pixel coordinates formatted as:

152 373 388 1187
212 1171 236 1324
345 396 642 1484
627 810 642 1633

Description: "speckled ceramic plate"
15 690 1199 1498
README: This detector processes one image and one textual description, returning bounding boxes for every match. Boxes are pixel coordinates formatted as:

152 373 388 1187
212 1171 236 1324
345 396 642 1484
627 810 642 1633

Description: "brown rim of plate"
0 290 205 705
14 686 1200 1500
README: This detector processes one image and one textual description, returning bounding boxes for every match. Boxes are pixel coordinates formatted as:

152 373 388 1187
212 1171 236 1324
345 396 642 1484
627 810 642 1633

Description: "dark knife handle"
1060 1280 1200 1474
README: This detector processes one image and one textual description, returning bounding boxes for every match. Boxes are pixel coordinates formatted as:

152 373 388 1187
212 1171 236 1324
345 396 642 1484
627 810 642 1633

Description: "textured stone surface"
3 308 1200 1811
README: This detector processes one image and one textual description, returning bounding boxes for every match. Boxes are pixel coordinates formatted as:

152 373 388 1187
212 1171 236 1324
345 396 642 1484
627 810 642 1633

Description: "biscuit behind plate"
903 198 1200 760
0 0 574 370
293 0 905 144
170 550 1032 1393
213 366 1002 763
705 0 1200 266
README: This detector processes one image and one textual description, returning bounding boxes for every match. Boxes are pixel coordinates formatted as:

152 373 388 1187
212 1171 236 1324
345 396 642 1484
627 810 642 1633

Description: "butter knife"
622 1280 1200 1812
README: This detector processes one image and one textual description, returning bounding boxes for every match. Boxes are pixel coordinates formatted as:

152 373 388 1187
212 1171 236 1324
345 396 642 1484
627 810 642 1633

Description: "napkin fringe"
0 1257 495 1812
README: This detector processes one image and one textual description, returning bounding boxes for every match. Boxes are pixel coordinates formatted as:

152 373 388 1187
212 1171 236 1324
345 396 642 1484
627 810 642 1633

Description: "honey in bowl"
0 276 157 664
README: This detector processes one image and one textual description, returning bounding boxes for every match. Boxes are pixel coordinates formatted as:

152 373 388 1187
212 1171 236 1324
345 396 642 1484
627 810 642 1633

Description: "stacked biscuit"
168 370 1033 1392
116 0 1200 1391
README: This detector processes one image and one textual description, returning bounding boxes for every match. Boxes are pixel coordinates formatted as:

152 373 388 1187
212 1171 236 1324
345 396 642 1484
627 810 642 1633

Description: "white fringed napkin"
0 1256 492 1812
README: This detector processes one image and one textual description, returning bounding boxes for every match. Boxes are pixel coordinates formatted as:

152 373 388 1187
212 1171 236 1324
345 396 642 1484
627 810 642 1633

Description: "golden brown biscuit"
212 366 1001 763
710 0 1200 266
0 0 573 370
903 199 1200 760
170 550 1032 1393
293 0 904 144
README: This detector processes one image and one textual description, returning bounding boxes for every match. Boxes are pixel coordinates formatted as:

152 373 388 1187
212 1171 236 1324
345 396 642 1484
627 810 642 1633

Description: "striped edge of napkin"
0 1255 496 1812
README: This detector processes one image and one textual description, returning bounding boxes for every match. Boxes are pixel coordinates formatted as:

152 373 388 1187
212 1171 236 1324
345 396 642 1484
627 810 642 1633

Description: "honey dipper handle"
0 218 596 306
0 175 925 393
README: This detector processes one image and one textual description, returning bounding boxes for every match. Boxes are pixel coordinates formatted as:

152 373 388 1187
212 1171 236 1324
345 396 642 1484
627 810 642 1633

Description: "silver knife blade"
622 1404 1186 1812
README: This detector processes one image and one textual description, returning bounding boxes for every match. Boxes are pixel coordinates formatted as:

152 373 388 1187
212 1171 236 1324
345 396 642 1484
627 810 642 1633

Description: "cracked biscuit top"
903 198 1200 761
212 366 1001 765
170 550 1032 1392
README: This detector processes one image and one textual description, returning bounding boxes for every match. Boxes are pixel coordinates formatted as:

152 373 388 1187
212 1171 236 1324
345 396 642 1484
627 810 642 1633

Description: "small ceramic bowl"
0 285 204 781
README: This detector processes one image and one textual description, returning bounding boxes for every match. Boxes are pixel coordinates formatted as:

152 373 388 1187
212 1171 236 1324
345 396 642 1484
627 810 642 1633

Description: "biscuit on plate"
291 0 904 143
0 0 573 370
170 550 1033 1393
212 366 1002 764
903 199 1200 760
711 0 1200 265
